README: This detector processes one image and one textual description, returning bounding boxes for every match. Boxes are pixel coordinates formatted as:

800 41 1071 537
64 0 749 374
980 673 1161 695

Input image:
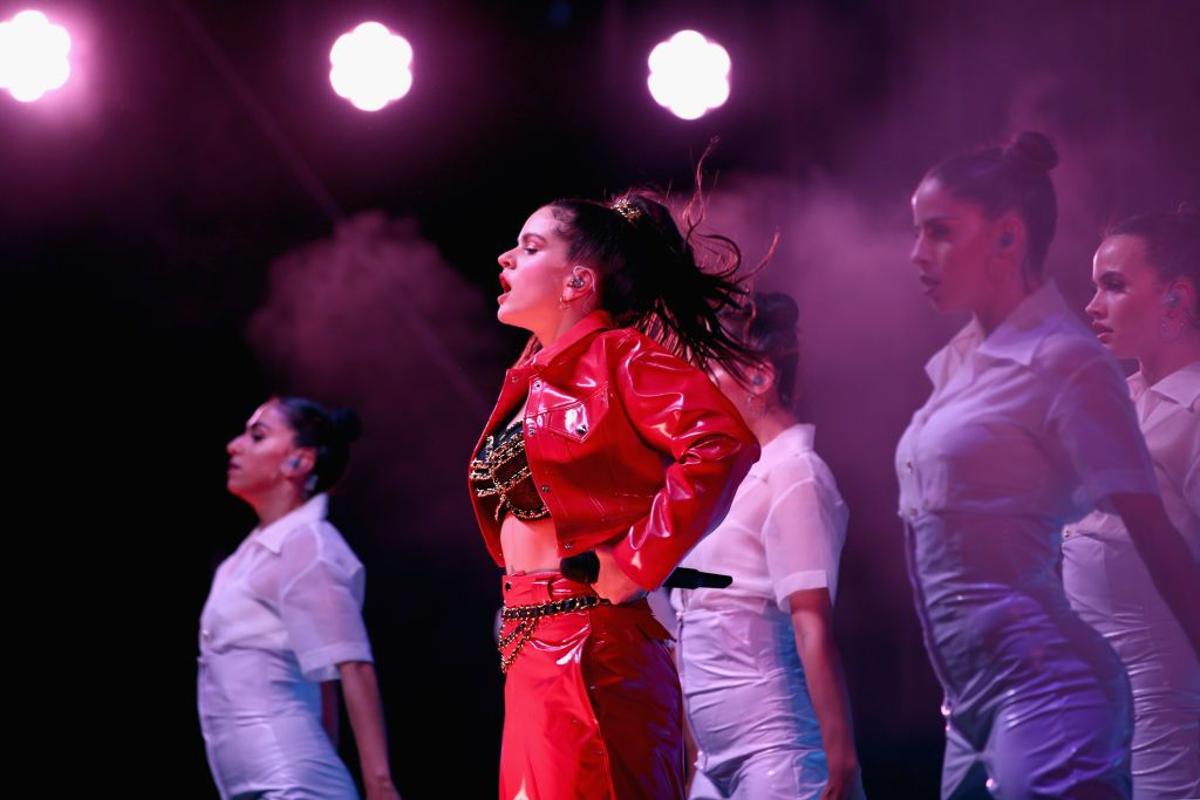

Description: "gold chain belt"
497 594 610 673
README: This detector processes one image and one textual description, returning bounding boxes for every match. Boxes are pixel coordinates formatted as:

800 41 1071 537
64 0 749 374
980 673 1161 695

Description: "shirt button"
510 375 518 383
563 541 574 550
540 484 551 493
905 460 913 472
907 508 918 520
201 629 211 639
532 379 542 389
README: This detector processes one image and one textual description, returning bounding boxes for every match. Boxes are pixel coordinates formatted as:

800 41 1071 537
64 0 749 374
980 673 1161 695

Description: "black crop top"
470 418 551 522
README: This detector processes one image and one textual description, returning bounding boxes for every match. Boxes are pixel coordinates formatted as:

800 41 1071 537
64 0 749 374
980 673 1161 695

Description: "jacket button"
563 541 574 550
510 375 518 383
541 484 551 493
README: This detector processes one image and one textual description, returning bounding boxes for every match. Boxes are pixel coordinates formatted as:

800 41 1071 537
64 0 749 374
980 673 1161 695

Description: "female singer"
469 188 759 799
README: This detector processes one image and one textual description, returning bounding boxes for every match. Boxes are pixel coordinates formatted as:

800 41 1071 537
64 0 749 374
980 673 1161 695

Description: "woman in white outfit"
1063 208 1200 799
199 396 400 799
673 292 865 800
898 131 1199 799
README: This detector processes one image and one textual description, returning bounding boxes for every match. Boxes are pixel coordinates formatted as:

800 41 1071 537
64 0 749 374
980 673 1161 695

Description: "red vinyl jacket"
469 311 760 590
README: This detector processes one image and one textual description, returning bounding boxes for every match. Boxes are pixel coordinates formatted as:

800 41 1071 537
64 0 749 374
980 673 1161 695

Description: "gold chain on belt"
497 594 609 673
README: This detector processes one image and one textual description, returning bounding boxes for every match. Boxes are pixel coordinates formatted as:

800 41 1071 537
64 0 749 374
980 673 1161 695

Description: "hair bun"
329 407 363 443
1003 131 1059 173
744 291 801 340
750 291 800 335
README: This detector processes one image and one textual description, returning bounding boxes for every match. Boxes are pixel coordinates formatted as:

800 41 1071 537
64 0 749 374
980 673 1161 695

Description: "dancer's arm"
1109 492 1200 658
339 660 401 800
789 589 864 800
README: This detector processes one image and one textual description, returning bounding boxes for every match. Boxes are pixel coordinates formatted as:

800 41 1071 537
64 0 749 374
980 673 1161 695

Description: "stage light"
647 30 730 121
0 9 72 103
329 21 413 112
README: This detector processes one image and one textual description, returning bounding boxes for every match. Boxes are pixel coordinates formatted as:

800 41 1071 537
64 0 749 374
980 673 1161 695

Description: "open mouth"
497 275 512 303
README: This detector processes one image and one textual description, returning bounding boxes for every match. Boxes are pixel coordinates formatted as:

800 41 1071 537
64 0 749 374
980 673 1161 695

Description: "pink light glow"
647 30 730 121
329 21 413 112
0 9 72 103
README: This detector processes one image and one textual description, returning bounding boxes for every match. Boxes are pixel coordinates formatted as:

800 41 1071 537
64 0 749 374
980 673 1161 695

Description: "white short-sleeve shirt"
675 423 848 611
896 281 1159 527
199 494 373 684
670 424 848 771
1064 361 1200 554
894 281 1160 727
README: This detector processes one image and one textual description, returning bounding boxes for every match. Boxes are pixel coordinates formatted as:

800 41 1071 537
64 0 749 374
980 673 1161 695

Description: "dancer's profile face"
225 402 303 501
910 178 1000 315
1085 234 1170 361
495 206 575 333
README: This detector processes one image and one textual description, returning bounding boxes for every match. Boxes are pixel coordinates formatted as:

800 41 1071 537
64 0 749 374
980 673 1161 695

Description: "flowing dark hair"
924 131 1060 283
273 396 363 496
531 158 763 378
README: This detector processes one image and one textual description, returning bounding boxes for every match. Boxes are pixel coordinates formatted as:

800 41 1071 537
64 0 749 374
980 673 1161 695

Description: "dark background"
5 1 1198 796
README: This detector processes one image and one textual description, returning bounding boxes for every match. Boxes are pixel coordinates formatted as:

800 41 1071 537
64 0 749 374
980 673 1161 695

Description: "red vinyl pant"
499 572 685 800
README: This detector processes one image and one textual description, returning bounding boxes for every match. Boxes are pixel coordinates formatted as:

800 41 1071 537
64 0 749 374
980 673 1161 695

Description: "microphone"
560 552 731 590
664 567 732 589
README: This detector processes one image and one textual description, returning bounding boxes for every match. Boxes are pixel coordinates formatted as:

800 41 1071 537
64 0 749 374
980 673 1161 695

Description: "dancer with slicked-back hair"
674 291 865 800
469 179 760 799
1065 207 1200 799
898 132 1199 799
199 397 399 799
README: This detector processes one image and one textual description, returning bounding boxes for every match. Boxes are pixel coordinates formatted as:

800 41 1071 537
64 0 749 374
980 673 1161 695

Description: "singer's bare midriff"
497 399 562 574
501 515 562 574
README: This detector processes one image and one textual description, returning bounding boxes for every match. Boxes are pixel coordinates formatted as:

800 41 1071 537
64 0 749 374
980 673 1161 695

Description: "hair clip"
610 198 643 224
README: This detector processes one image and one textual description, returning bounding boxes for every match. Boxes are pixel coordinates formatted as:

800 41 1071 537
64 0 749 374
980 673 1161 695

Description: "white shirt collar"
925 281 1068 385
752 423 815 469
1129 360 1200 407
252 494 328 554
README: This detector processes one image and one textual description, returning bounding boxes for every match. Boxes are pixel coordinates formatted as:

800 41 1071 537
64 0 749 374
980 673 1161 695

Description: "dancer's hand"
366 777 402 800
592 545 646 604
820 753 864 800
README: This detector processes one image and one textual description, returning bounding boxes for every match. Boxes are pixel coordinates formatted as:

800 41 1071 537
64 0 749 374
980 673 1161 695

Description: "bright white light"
0 9 72 103
647 30 730 121
329 21 413 112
